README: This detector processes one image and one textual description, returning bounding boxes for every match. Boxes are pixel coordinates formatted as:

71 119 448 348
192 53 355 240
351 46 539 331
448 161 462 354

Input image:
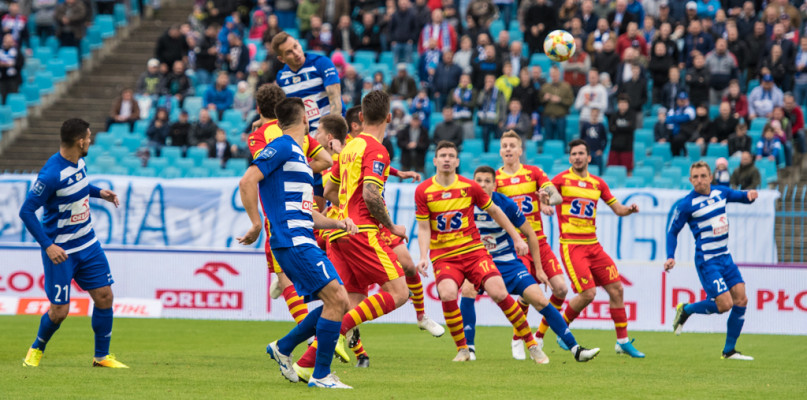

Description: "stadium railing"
775 184 807 263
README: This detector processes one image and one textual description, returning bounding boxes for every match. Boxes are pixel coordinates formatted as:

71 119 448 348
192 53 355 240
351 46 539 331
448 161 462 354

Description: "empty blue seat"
186 166 211 178
47 59 66 83
132 120 149 136
136 167 157 177
87 26 103 50
685 142 702 161
705 143 729 158
121 136 143 152
635 129 654 148
93 134 115 149
353 50 377 66
624 176 646 188
379 51 394 66
80 37 92 59
661 167 683 186
160 146 182 161
148 157 169 171
186 147 208 166
173 158 195 171
6 94 27 118
0 105 13 131
95 155 117 171
22 84 41 106
542 140 565 157
749 118 767 133
95 15 116 39
108 165 129 175
642 155 664 174
108 123 130 135
633 166 654 183
650 142 672 161
113 3 128 27
34 46 53 61
462 139 483 154
120 156 142 173
57 47 80 71
160 166 183 179
603 165 627 188
183 96 203 116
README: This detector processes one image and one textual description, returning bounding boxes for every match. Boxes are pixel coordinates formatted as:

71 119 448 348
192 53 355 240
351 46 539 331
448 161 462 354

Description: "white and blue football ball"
543 30 576 62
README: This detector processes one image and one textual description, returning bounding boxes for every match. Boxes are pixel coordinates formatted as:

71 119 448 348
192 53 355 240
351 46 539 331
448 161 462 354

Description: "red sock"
498 296 536 348
340 292 396 335
282 285 308 324
512 298 530 340
406 274 425 319
442 300 467 350
611 307 628 340
563 306 581 325
297 340 317 368
536 295 565 338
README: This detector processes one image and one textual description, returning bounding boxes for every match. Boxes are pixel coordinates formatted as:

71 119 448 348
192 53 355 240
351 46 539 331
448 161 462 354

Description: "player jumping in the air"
550 139 645 358
460 165 601 363
665 161 757 361
493 130 568 357
238 98 358 389
20 118 128 368
415 141 547 363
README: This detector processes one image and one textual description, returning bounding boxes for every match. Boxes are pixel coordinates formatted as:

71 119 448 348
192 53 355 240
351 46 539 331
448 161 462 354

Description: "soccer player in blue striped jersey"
19 118 128 368
458 166 601 363
665 160 758 361
237 97 357 389
271 31 344 134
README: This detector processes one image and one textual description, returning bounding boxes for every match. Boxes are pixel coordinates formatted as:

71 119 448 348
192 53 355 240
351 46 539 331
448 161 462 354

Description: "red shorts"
607 151 634 172
264 219 282 274
328 231 403 296
433 248 501 292
559 242 620 293
519 239 564 279
377 226 405 249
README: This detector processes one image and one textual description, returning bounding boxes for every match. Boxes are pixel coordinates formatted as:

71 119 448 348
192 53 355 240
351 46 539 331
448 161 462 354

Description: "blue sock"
92 307 114 358
724 305 746 354
459 297 476 347
539 305 577 348
684 299 719 315
32 312 61 351
312 317 341 380
277 306 322 355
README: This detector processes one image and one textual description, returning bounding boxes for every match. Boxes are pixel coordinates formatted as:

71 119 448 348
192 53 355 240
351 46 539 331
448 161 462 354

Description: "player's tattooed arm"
326 83 343 116
542 185 563 205
364 182 409 240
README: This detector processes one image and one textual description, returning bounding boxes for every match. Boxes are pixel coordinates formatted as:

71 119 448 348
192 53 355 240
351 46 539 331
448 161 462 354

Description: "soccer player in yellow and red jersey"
324 91 416 363
550 139 645 358
415 141 549 363
492 130 568 356
247 84 335 330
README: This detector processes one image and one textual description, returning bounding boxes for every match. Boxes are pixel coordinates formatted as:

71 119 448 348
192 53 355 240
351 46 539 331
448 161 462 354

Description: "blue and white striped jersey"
276 53 344 132
19 153 99 254
666 186 753 265
252 134 317 249
474 192 526 263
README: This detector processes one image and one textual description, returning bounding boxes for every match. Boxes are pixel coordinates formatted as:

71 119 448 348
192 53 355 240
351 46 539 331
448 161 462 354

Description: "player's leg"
309 279 353 387
436 275 471 361
482 274 548 364
498 261 532 360
75 244 127 368
520 283 600 362
558 244 597 344
327 241 370 365
721 259 751 360
674 258 730 335
25 252 73 367
458 280 477 359
535 245 568 341
393 242 444 336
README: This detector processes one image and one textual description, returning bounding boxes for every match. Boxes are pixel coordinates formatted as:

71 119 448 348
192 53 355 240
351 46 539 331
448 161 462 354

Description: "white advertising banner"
2 246 805 335
0 175 779 263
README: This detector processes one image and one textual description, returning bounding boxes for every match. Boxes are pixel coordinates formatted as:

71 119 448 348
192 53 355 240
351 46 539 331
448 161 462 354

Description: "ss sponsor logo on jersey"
436 211 463 232
512 195 534 214
569 198 595 218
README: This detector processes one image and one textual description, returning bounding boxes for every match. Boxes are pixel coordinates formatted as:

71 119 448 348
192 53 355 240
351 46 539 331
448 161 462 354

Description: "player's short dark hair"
474 165 496 178
361 90 390 125
690 160 711 175
318 114 348 143
345 105 362 130
435 140 458 155
270 31 293 56
617 94 630 103
255 83 286 119
275 97 305 129
568 138 589 155
61 118 90 145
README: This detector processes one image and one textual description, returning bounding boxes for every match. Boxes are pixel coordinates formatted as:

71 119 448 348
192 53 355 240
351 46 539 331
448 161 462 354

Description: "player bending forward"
415 141 546 363
20 119 127 368
665 161 757 361
460 166 600 363
551 139 645 358
238 98 357 389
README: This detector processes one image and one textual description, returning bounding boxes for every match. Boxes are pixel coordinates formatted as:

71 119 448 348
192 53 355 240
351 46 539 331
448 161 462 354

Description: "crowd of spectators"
129 0 807 181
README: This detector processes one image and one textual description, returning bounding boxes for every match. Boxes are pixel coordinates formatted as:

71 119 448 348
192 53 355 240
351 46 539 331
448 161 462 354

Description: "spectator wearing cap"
665 91 697 156
136 58 164 100
705 38 739 104
712 157 730 186
748 74 784 120
683 1 698 25
389 63 418 100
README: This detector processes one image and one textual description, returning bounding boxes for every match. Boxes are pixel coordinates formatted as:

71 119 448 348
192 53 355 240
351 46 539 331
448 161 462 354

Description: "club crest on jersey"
511 177 520 184
292 76 301 84
460 189 467 197
578 181 586 187
372 160 385 175
31 180 46 196
441 192 451 199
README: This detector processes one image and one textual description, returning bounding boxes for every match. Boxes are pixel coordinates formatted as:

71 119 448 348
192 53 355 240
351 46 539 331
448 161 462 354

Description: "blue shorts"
41 241 114 305
696 254 744 299
495 258 538 296
273 244 342 302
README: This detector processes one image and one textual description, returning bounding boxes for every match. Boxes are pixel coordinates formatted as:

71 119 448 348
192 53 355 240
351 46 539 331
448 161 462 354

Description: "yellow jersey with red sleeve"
551 168 617 245
320 135 353 184
328 133 390 240
415 175 493 262
495 164 553 240
247 119 323 160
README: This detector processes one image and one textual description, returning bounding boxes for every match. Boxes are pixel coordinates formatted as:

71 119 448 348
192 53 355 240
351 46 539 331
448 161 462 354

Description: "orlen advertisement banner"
2 246 806 335
0 175 779 263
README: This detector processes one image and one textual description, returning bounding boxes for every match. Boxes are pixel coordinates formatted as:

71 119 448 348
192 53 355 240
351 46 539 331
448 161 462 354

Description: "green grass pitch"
1 316 803 399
